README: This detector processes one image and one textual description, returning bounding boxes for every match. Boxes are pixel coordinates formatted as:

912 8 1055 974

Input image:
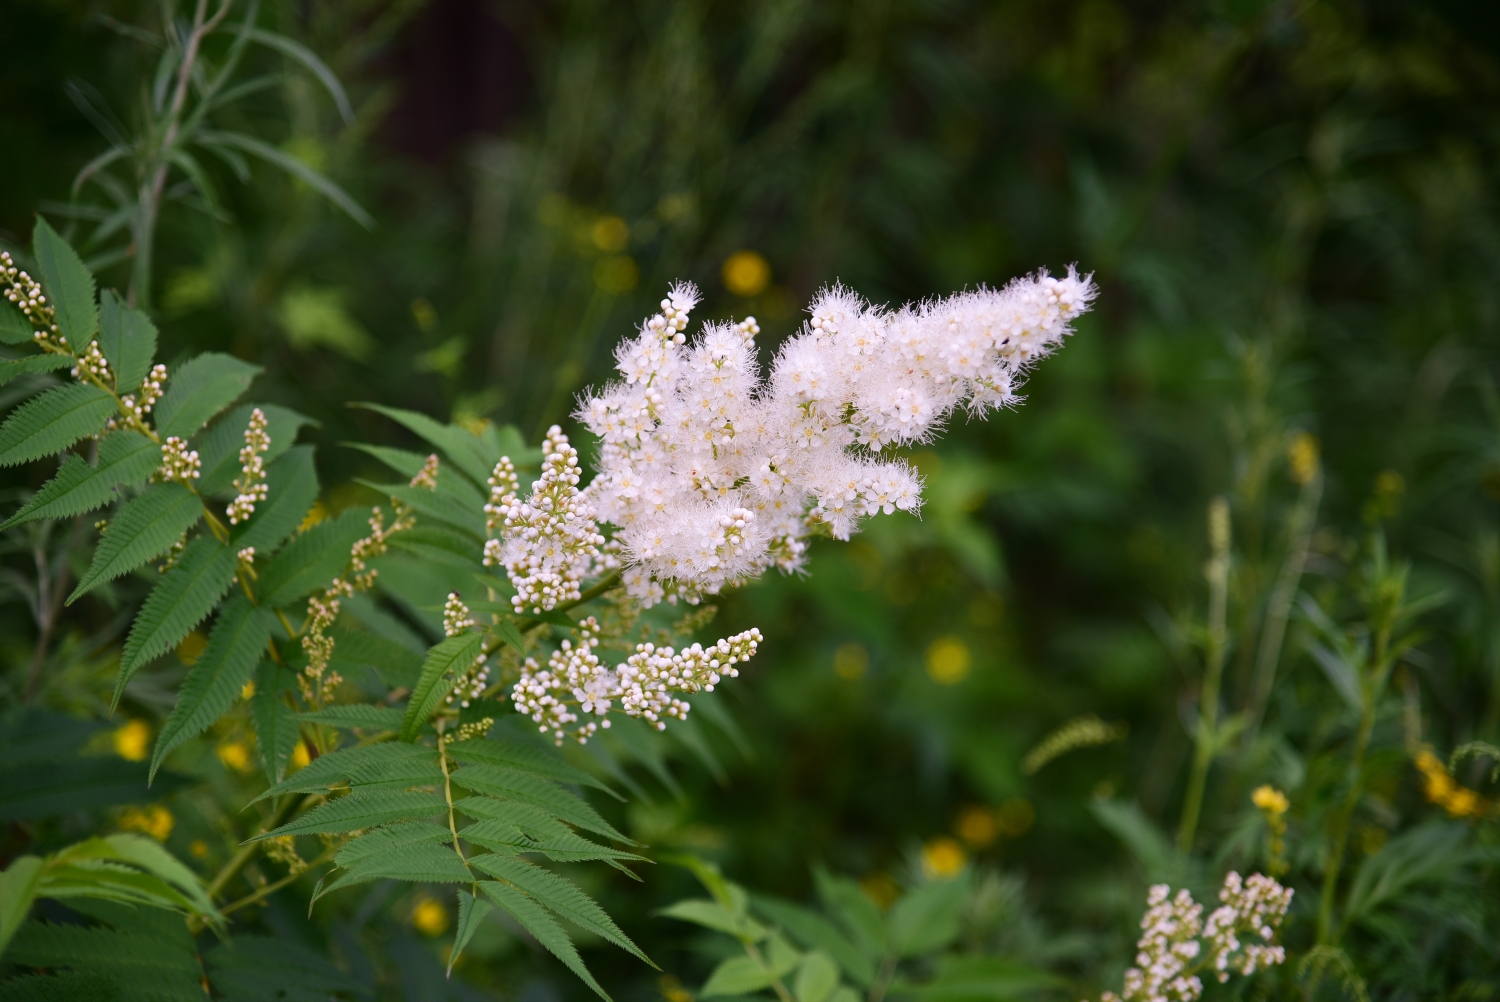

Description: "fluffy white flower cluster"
483 426 614 613
578 271 1094 605
510 617 761 745
1100 872 1291 1002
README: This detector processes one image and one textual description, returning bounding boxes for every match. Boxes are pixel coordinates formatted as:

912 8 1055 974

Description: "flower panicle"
226 408 270 525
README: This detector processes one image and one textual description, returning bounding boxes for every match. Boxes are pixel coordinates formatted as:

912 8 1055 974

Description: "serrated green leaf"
296 705 405 730
2 430 159 530
32 217 96 346
8 902 202 1001
461 819 645 868
154 352 261 439
345 442 487 511
450 764 629 843
0 855 44 956
258 505 370 607
353 403 495 486
325 624 423 689
255 742 442 802
116 537 236 693
469 854 652 965
479 880 609 1001
196 403 314 494
251 663 300 783
0 383 115 468
253 791 447 840
316 840 469 900
356 480 485 539
456 798 576 838
70 483 204 603
491 616 526 653
0 354 72 386
449 740 621 799
333 821 451 867
95 291 157 391
231 445 318 552
401 633 486 741
150 599 271 780
450 889 494 975
0 298 34 345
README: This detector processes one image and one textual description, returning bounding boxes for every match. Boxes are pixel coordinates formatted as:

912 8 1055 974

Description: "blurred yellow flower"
922 836 967 879
240 680 256 700
925 636 970 685
833 641 869 680
1287 432 1320 485
412 896 450 936
591 215 630 252
722 250 770 297
1416 748 1489 820
120 804 174 841
290 740 311 771
860 872 899 909
955 805 998 848
177 630 207 665
1252 785 1289 815
113 720 151 762
217 740 253 774
189 840 209 859
594 255 639 293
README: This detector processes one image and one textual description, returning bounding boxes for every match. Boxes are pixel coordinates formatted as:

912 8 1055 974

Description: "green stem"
1178 548 1229 854
437 723 471 870
216 846 336 919
206 792 307 900
741 939 794 1002
868 954 899 1002
1245 472 1322 740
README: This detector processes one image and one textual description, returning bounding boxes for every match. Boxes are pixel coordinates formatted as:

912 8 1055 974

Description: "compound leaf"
258 505 371 606
253 791 447 840
153 352 260 439
70 483 204 603
0 383 115 468
0 354 72 386
96 291 157 391
2 430 159 530
32 217 97 347
479 880 607 1001
231 445 318 552
401 632 485 741
451 764 628 844
469 854 652 966
115 536 236 701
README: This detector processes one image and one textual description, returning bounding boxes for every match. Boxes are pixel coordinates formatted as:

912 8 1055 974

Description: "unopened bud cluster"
0 251 66 349
444 651 491 709
443 593 475 637
226 408 270 525
113 364 168 430
484 457 518 532
156 436 201 484
1098 871 1291 1002
71 340 111 385
510 618 760 745
484 427 612 613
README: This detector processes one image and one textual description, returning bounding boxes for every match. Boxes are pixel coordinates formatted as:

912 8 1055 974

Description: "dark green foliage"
3 902 203 1002
251 663 300 782
231 445 318 551
401 632 485 740
0 301 32 346
117 537 237 686
204 935 368 1001
152 353 260 439
0 384 114 468
0 356 71 387
69 483 203 601
29 218 95 348
95 291 157 392
1 431 160 530
195 403 313 495
256 505 372 606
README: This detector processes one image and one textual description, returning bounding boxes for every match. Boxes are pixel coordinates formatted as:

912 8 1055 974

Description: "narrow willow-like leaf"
115 537 236 698
333 822 451 867
449 740 621 799
0 299 33 344
0 383 115 468
232 445 318 552
451 765 629 843
469 854 652 965
479 880 609 1001
353 403 494 486
296 704 404 730
315 841 470 900
196 402 314 494
153 352 261 439
2 430 159 530
0 354 72 385
401 632 485 741
251 663 300 783
193 131 374 228
450 888 494 974
69 483 204 603
356 480 485 539
254 742 441 802
252 791 447 840
32 217 97 346
96 290 157 391
258 506 371 607
150 599 271 780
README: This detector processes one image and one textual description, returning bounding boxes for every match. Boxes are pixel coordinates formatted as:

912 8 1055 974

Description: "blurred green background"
5 0 1500 997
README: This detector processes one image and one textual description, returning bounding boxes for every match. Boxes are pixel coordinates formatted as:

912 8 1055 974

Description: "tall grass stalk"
1178 496 1231 853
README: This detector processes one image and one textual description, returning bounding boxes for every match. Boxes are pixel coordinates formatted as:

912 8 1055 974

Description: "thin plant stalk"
1178 497 1231 853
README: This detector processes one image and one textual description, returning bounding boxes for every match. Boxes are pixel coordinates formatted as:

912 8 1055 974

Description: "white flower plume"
563 270 1095 605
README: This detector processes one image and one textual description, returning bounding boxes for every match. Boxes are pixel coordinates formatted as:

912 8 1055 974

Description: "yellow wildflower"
921 836 967 879
955 805 998 848
1416 748 1490 820
925 636 971 685
113 719 151 762
412 897 450 936
216 740 253 774
119 804 175 841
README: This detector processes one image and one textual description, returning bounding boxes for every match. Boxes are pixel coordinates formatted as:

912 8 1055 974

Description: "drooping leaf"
450 889 494 975
196 402 314 494
0 299 34 345
150 599 272 779
231 445 318 552
450 764 629 843
449 739 621 799
794 951 841 1002
116 537 236 693
253 791 448 840
193 131 374 228
205 935 368 1002
0 383 115 468
700 956 785 998
251 663 300 784
352 403 495 486
69 482 204 603
657 899 767 940
255 742 441 802
95 291 157 391
401 632 486 741
0 354 72 386
296 704 405 731
460 819 646 867
1 430 159 530
257 505 370 606
316 840 470 899
63 833 218 919
479 880 608 1001
468 854 652 966
31 217 97 347
153 352 261 439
